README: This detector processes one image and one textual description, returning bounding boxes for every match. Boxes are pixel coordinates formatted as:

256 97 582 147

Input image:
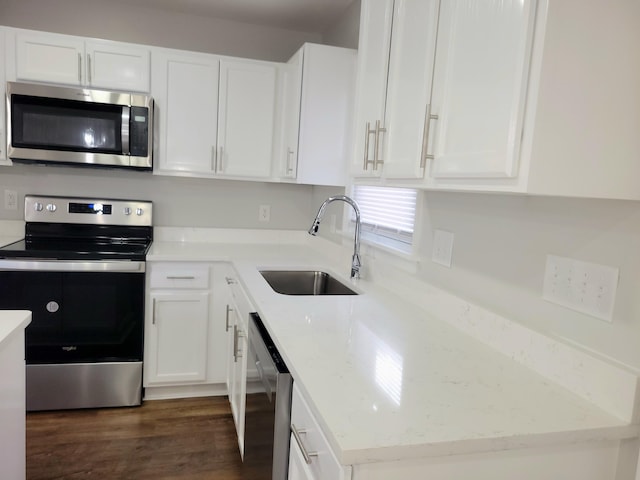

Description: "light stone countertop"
148 236 639 466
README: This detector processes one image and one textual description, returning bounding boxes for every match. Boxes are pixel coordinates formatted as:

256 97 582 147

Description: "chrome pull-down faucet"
308 195 362 279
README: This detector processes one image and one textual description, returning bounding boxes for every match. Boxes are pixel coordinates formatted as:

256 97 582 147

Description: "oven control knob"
46 203 57 212
123 207 132 216
136 207 144 216
34 202 43 212
46 301 59 313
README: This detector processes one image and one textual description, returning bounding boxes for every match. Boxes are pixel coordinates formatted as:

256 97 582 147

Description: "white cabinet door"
296 44 356 186
217 59 277 179
350 0 394 178
382 0 440 179
277 49 303 180
277 43 356 186
16 31 85 86
288 433 316 480
153 50 219 175
428 0 537 179
227 303 248 459
146 291 210 384
85 40 150 92
14 31 151 91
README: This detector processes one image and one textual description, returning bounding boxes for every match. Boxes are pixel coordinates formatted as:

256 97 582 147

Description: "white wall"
0 0 321 61
322 0 361 49
0 165 313 228
412 192 640 371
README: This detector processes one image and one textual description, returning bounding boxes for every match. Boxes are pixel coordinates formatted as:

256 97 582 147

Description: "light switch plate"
432 230 454 267
542 254 619 322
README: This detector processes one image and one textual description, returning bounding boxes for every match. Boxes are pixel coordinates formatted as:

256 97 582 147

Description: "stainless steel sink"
259 270 358 296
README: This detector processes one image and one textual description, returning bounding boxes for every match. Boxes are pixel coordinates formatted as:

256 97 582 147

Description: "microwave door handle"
121 106 130 155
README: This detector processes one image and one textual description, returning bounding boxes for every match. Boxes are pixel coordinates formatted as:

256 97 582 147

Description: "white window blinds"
352 185 418 246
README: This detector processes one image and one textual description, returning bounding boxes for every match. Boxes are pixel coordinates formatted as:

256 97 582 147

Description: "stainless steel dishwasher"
244 312 293 479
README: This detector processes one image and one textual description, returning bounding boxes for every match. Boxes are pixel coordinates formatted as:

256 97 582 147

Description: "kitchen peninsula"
146 227 640 479
0 310 31 480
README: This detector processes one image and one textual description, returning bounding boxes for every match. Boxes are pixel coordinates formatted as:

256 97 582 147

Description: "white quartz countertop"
150 238 638 465
0 310 31 348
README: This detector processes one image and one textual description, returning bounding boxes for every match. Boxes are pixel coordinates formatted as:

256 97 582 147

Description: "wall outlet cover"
542 254 619 322
432 230 454 268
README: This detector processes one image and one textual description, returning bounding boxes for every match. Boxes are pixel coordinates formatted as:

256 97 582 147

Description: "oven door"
0 260 146 410
0 260 145 363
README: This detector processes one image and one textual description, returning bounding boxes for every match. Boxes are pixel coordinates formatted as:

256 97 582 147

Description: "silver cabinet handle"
286 148 295 174
362 122 376 170
77 53 82 83
151 297 156 325
233 325 238 362
211 145 217 172
166 275 195 280
291 424 318 464
225 276 236 285
373 119 386 170
87 54 92 85
233 326 245 363
225 304 233 332
420 103 439 168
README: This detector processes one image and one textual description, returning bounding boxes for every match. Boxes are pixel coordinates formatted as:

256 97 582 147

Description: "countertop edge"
339 424 640 465
0 310 32 349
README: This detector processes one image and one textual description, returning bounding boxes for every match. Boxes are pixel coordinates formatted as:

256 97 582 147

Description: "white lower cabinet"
144 262 228 398
224 271 253 459
146 290 209 384
289 384 351 480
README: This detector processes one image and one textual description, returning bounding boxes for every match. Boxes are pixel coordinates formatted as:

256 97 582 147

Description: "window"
351 185 418 250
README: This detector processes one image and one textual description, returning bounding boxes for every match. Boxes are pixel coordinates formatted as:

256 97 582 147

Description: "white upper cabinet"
351 0 440 180
10 29 150 92
353 0 640 199
383 0 440 179
84 40 150 92
216 59 278 179
427 0 536 180
277 48 304 180
277 43 356 186
351 0 394 178
152 49 220 175
153 51 279 180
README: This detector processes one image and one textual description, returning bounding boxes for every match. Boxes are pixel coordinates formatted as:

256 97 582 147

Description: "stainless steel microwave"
6 82 153 170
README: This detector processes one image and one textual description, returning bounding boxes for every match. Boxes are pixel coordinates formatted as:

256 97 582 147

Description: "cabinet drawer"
290 384 348 480
149 263 209 289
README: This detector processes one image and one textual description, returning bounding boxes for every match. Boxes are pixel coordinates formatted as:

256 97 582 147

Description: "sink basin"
259 270 358 296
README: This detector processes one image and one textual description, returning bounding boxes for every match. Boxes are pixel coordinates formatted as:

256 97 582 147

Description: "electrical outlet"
4 190 17 211
542 254 618 322
432 230 454 267
258 204 271 222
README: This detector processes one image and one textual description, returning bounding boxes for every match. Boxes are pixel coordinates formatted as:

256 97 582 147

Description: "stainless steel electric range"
0 195 153 411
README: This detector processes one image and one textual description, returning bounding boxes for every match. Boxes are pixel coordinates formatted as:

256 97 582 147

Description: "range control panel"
24 195 153 226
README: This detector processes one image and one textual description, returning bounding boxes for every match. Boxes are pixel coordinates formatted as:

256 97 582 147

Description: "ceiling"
123 0 356 33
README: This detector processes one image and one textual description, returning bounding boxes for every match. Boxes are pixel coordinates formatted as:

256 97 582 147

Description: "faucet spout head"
308 220 320 236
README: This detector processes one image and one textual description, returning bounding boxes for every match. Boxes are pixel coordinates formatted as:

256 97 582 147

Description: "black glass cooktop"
0 238 151 261
0 223 153 261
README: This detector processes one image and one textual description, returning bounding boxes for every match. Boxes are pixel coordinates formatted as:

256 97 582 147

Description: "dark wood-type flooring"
27 396 264 480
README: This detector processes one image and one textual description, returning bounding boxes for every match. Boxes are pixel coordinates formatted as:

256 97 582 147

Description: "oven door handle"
0 260 146 272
